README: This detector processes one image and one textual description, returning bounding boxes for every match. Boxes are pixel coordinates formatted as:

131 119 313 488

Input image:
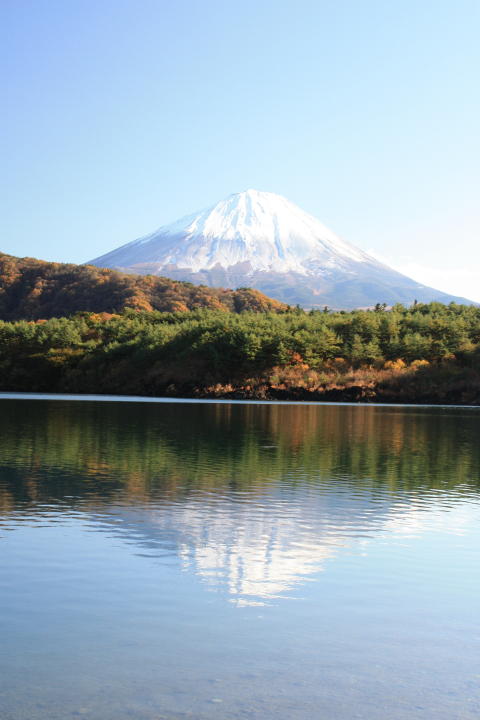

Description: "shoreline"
1 391 479 409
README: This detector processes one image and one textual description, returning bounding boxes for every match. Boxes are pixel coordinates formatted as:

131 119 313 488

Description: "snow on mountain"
93 190 376 274
89 190 474 308
140 189 373 271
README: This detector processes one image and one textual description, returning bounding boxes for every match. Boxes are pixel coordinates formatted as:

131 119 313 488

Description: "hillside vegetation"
0 301 479 404
0 252 286 319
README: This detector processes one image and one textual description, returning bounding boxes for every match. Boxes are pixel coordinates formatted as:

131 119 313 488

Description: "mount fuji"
89 190 473 308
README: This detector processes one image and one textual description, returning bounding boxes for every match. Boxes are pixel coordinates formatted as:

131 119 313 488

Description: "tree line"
0 302 479 403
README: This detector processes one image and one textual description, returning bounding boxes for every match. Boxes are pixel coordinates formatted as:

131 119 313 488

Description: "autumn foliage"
0 252 286 320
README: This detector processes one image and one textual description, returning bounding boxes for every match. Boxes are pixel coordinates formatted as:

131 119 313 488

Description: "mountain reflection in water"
1 400 478 606
1 398 480 720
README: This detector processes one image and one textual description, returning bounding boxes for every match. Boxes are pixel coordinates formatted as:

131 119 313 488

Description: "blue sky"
2 0 479 301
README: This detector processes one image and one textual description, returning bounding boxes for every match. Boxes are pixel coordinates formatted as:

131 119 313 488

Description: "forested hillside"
0 252 286 319
1 302 479 404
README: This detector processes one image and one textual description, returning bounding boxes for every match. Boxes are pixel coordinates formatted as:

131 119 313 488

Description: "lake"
0 396 479 719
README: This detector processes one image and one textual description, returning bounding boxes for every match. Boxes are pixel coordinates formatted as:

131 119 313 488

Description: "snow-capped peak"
120 189 374 275
89 189 475 308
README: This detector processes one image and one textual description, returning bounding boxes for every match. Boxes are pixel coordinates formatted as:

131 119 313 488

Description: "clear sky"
2 0 479 301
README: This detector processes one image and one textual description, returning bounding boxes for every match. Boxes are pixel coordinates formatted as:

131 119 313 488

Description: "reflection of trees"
0 400 479 512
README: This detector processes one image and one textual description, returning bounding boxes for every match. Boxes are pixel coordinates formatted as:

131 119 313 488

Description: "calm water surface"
0 397 479 719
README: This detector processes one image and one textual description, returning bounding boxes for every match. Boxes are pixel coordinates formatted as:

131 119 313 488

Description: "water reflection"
114 492 477 606
1 400 479 606
1 398 480 720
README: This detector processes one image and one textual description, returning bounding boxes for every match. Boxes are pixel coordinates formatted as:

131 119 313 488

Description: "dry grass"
197 358 480 405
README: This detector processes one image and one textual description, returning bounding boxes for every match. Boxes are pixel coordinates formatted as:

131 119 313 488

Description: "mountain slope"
89 190 474 308
0 252 286 320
